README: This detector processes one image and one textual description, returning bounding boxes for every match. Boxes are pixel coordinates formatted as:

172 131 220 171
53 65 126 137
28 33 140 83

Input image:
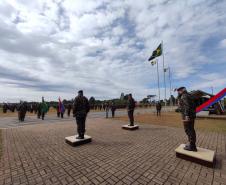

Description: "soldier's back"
74 96 89 116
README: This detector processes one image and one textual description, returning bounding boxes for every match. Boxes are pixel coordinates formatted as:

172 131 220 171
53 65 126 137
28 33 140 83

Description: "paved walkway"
0 117 226 185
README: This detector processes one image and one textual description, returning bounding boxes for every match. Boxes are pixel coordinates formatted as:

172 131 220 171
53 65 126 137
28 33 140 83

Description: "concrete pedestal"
175 144 215 167
122 125 139 130
65 135 92 146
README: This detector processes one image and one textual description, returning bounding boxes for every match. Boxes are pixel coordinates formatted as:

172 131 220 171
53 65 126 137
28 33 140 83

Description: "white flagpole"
156 59 160 101
168 67 172 106
162 40 167 106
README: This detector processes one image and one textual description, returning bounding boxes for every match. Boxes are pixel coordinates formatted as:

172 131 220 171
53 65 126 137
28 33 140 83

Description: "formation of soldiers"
71 87 197 152
1 86 197 152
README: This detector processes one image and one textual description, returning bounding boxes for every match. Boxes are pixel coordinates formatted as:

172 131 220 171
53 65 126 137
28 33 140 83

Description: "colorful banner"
196 88 226 113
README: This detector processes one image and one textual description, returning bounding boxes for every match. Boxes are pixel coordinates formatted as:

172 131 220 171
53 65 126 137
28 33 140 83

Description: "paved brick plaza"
0 118 226 185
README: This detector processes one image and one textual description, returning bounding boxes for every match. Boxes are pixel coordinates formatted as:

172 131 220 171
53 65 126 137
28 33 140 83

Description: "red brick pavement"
0 118 226 185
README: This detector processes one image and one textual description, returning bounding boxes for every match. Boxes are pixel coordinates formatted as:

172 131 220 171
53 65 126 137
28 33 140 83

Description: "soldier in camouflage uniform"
73 90 90 139
177 87 197 152
3 103 7 113
127 94 136 126
17 101 27 122
67 103 72 117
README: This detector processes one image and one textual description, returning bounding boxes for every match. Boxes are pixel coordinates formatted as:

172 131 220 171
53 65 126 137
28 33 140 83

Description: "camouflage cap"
176 87 186 91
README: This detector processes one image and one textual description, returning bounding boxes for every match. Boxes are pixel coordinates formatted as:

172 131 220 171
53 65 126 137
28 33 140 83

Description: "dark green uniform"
3 103 7 113
17 102 27 122
178 91 197 149
156 102 162 116
127 97 136 126
73 95 90 138
40 101 48 120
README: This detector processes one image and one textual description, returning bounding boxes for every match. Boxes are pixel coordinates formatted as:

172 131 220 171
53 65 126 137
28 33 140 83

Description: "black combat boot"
76 135 84 140
184 144 197 152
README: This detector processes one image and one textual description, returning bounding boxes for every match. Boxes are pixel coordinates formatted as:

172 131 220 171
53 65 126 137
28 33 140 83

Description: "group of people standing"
72 91 136 139
2 87 197 152
17 97 48 122
105 102 116 118
73 87 197 154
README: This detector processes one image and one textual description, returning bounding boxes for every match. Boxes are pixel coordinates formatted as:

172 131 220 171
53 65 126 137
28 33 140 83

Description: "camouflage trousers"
183 119 196 146
76 116 86 137
128 110 134 126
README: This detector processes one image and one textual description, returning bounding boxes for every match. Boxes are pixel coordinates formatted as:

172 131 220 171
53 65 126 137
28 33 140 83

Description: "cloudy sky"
0 0 226 102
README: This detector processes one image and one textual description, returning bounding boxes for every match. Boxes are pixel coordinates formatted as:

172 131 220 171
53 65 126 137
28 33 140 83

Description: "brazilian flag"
151 60 157 66
148 43 162 61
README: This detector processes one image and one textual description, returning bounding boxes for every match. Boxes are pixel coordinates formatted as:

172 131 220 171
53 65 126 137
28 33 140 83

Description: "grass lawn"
115 112 226 133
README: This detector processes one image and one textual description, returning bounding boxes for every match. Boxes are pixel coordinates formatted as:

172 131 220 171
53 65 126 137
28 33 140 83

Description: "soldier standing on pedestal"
73 90 90 139
127 94 136 126
177 87 197 152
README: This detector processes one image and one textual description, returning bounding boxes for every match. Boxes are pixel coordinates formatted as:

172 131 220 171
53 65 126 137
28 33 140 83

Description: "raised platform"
175 144 216 167
122 125 139 130
196 115 226 120
65 135 92 146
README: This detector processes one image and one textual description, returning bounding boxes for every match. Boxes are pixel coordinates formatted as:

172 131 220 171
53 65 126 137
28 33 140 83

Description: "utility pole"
162 41 167 106
168 67 173 106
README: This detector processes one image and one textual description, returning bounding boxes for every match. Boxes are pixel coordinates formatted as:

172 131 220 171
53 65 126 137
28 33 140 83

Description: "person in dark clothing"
37 103 42 119
56 104 60 117
30 104 33 113
11 104 16 113
58 98 65 118
40 97 48 120
127 94 136 126
156 102 162 116
67 103 72 117
111 102 116 118
177 87 197 152
17 101 27 122
73 90 90 139
105 102 110 118
3 103 7 113
33 103 38 114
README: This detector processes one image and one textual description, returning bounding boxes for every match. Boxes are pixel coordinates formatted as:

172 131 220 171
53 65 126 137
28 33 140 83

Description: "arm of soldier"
181 94 191 120
73 99 77 116
133 100 136 109
86 98 90 113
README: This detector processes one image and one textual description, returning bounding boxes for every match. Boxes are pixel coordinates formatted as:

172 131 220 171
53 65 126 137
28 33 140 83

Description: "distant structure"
120 93 125 100
147 95 156 103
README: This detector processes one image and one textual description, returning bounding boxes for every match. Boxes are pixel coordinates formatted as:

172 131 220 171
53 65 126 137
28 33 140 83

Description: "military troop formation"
3 98 49 122
2 86 197 152
72 88 197 152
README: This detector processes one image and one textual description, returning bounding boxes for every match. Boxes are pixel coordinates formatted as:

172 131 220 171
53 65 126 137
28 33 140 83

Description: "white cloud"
0 0 226 102
220 39 226 48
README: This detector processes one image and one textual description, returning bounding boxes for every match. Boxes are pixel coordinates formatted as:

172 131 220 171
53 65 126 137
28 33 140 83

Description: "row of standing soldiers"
72 91 136 139
73 88 197 153
2 100 48 122
16 98 48 122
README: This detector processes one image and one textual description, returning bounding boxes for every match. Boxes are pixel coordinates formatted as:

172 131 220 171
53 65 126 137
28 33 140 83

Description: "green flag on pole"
151 60 157 66
148 43 162 61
